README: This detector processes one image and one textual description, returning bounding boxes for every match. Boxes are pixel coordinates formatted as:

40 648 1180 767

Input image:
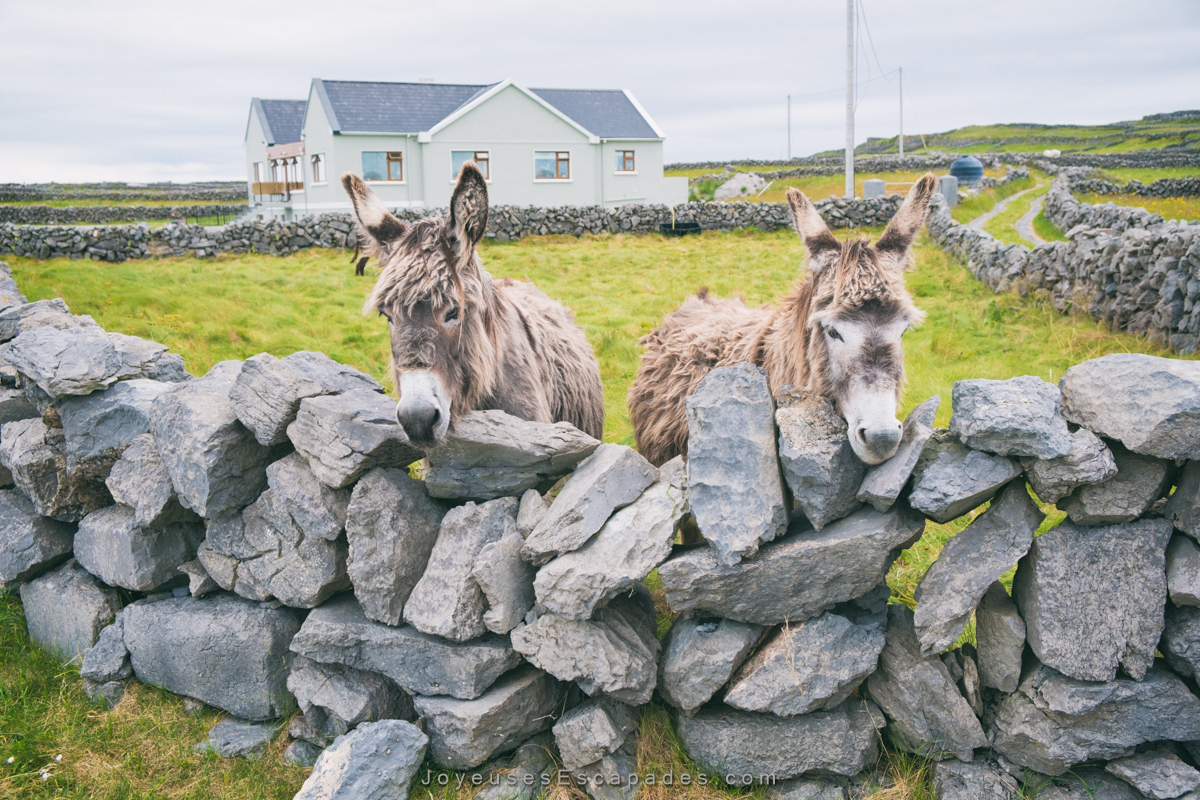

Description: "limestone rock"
570 731 639 800
659 505 924 625
265 452 351 541
949 376 1071 459
1168 535 1200 607
685 363 788 565
149 361 273 519
230 351 383 446
80 612 131 683
412 664 565 770
293 719 428 800
1014 517 1171 682
283 740 323 767
1105 748 1200 800
289 594 520 699
0 298 96 343
425 409 600 501
0 417 111 521
123 593 302 720
865 605 988 761
196 540 272 602
1056 443 1172 525
1165 460 1200 540
345 467 445 626
105 434 194 527
59 379 172 485
404 496 517 641
1160 603 1200 679
766 778 848 800
177 559 218 597
676 700 885 785
913 481 1043 656
775 392 865 530
473 734 557 800
73 505 204 591
83 679 125 709
0 487 75 590
658 613 764 715
473 524 536 634
975 582 1026 693
552 697 637 771
19 559 120 663
1058 353 1200 459
933 758 1020 800
908 430 1022 523
858 395 940 512
194 717 278 759
0 387 38 425
515 489 548 537
1023 428 1117 504
532 458 688 620
1038 767 1155 800
287 655 414 745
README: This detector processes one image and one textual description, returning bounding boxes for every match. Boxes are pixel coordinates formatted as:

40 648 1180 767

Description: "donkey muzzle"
397 370 450 448
853 421 903 465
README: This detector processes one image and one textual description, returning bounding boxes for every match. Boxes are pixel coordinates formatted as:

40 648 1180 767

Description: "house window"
534 151 569 180
451 150 490 180
362 151 403 181
615 150 635 172
311 153 326 184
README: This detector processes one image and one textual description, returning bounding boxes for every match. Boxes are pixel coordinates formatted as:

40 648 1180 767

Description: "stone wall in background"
1067 176 1200 198
0 204 249 225
0 183 247 203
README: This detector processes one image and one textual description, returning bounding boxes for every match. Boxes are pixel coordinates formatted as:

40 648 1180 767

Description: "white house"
243 79 687 219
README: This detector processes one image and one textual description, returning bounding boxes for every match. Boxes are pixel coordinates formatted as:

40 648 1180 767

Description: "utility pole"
787 95 791 160
844 0 855 198
898 67 904 159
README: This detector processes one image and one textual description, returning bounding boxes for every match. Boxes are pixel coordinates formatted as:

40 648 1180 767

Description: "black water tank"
949 155 984 185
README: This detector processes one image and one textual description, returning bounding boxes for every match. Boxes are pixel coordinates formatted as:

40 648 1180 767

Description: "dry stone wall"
0 204 248 225
5 259 1200 798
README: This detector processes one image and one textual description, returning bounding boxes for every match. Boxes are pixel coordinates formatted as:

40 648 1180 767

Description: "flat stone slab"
775 392 864 530
123 593 302 720
949 376 1071 459
516 489 548 537
424 408 600 502
858 396 940 512
1023 428 1117 504
865 605 988 762
1160 602 1200 680
1058 353 1200 459
975 581 1026 693
659 505 924 625
0 298 96 344
1038 767 1153 800
1 417 111 522
230 351 383 446
345 467 445 626
194 717 278 759
725 606 885 717
287 655 413 745
1014 517 1171 682
106 434 194 527
473 521 536 634
532 457 688 620
294 719 427 800
80 611 131 684
913 481 1042 656
74 504 205 592
59 379 172 482
0 387 38 426
685 363 788 565
933 758 1021 800
412 664 565 771
658 612 764 716
1105 748 1200 800
908 430 1022 523
988 664 1200 776
1056 444 1172 525
289 594 520 700
0 487 75 590
1168 535 1200 607
676 700 885 785
19 559 120 663
552 697 636 771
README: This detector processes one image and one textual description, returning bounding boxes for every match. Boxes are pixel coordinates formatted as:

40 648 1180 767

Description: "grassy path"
966 185 1038 232
1016 195 1047 245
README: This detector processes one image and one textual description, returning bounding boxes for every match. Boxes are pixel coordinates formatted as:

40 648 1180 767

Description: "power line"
788 69 898 102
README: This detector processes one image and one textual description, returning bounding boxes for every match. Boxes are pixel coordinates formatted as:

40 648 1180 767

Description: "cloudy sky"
2 0 1198 183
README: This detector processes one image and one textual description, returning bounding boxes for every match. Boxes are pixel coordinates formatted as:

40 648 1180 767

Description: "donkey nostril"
856 426 869 444
430 408 441 429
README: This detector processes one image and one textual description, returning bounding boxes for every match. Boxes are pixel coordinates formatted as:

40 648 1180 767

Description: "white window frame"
310 153 327 185
362 151 406 184
614 149 636 174
533 149 572 182
450 150 491 182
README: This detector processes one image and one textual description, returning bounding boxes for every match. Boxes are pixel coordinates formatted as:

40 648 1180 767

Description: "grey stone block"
510 586 659 705
1056 443 1172 525
80 612 131 684
424 409 600 501
73 505 204 592
0 387 38 424
865 605 987 762
1059 353 1200 459
659 505 924 625
658 612 763 716
1106 748 1200 800
149 361 273 519
412 664 565 771
552 697 637 771
932 758 1020 800
0 487 75 590
204 511 257 560
265 452 350 542
975 582 1026 693
283 739 323 767
230 351 383 446
177 559 218 597
521 443 657 565
988 664 1200 776
404 496 517 641
858 395 940 512
1039 767 1154 800
0 326 186 399
19 559 120 663
473 524 536 634
345 467 445 626
0 417 111 522
776 392 865 530
532 457 688 620
59 379 172 484
1014 517 1171 682
287 389 422 489
0 298 96 344
725 607 885 717
913 481 1043 656
515 489 548 537
473 734 556 800
908 430 1022 523
83 679 126 709
289 594 520 699
570 731 639 800
293 719 427 800
685 363 788 565
765 777 847 800
123 593 302 720
105 434 194 527
287 655 414 746
1168 535 1200 607
194 717 278 759
1165 460 1200 540
949 376 1071 459
1161 603 1200 679
676 700 885 785
1023 428 1117 504
196 540 273 602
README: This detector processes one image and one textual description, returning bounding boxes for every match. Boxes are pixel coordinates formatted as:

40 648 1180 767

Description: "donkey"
628 173 937 467
344 163 604 448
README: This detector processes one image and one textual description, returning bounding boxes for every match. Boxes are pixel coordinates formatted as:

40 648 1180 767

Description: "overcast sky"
2 0 1198 183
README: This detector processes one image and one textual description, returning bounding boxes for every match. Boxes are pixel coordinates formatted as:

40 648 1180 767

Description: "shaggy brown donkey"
345 163 604 448
629 173 937 467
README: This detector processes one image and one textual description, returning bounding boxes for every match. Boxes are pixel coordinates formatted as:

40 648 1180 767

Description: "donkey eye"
443 307 460 325
378 309 393 324
826 326 843 342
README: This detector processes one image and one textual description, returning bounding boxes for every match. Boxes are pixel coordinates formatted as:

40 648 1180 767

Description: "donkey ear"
342 173 407 259
874 172 937 256
449 162 489 251
786 187 841 269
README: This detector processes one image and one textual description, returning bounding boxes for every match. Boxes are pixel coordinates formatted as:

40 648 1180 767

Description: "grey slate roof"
255 99 307 145
530 88 659 139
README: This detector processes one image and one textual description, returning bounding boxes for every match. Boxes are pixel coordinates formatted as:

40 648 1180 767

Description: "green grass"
948 176 1036 225
1094 167 1200 183
1032 210 1069 243
1074 192 1200 223
984 183 1051 245
0 199 246 208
